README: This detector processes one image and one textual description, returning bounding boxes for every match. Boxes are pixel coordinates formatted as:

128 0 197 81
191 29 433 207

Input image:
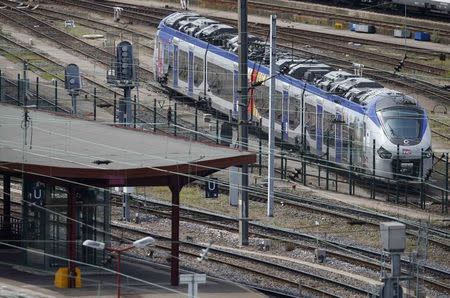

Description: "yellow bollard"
54 267 82 288
54 267 69 288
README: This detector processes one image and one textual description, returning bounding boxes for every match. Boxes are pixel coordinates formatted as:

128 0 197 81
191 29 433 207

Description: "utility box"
414 32 431 41
380 222 406 252
394 29 411 38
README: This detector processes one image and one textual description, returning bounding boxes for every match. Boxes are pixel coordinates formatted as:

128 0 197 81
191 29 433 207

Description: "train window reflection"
179 50 189 82
305 103 316 141
379 108 423 139
194 56 203 87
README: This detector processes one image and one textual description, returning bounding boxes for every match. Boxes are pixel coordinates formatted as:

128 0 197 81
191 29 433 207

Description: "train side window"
194 56 204 87
305 103 316 140
275 91 283 124
207 62 233 99
324 111 335 148
289 96 300 130
179 50 188 82
255 85 270 117
163 46 169 67
342 122 349 162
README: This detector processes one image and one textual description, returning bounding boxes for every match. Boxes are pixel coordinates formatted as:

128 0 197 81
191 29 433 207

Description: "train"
153 12 433 180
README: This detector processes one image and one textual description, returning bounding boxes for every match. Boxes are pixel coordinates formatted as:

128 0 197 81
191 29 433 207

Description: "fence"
1 70 448 213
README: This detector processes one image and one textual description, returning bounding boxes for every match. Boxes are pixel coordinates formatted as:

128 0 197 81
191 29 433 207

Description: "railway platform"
0 103 256 293
0 250 265 297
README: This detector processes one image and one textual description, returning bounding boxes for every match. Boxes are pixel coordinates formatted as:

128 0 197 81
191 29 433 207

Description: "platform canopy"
0 104 256 187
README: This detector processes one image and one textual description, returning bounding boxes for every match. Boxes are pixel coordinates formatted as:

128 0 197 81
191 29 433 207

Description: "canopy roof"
0 104 255 187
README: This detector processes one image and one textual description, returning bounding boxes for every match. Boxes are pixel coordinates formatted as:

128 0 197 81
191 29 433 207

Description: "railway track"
27 8 154 53
112 222 379 297
0 32 121 110
214 0 450 40
45 0 450 104
0 0 446 226
107 193 450 294
0 2 153 81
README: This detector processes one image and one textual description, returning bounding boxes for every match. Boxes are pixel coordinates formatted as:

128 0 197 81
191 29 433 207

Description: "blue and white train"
154 12 433 180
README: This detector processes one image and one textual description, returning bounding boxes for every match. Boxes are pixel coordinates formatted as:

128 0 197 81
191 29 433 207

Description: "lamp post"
83 237 155 298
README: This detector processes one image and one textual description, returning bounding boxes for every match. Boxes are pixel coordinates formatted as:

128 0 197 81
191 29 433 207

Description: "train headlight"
423 147 432 159
377 146 392 159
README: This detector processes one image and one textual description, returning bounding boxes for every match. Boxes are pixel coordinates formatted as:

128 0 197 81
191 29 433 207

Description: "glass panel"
207 62 233 99
288 96 300 130
324 111 335 148
305 103 316 140
194 56 203 87
379 108 423 140
179 50 189 82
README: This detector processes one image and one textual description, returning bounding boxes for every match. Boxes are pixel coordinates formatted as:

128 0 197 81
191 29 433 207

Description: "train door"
282 88 289 142
363 118 371 170
335 108 343 163
173 39 179 88
188 46 194 96
155 36 162 78
316 104 323 156
232 63 239 118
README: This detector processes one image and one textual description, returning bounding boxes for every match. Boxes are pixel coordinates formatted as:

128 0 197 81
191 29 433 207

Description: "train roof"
163 12 199 28
159 12 424 117
375 92 419 111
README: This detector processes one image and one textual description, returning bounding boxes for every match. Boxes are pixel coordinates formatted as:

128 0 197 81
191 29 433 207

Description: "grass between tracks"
138 185 383 248
135 184 450 267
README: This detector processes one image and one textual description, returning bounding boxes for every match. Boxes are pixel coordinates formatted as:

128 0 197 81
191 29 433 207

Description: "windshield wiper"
387 123 397 137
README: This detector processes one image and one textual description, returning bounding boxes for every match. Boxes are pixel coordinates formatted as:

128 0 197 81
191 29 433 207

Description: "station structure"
0 104 256 288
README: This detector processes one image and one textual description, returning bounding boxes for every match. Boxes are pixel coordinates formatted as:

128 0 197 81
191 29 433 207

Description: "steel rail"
214 0 450 39
108 194 450 293
0 3 154 81
112 222 376 297
28 8 154 53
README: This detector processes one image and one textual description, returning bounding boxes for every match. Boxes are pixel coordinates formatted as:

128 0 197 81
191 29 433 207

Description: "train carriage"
154 12 433 180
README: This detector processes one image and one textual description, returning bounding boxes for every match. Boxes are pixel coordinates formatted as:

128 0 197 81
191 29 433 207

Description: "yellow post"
54 267 82 288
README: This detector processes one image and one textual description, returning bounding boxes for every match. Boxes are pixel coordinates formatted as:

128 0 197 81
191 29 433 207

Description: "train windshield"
379 108 423 140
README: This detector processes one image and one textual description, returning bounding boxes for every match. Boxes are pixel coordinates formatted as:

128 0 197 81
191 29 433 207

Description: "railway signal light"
116 41 135 82
64 64 81 95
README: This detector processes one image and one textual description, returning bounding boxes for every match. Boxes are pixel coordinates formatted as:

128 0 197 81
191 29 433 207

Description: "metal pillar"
113 98 117 123
23 61 28 106
54 80 58 112
195 104 198 141
174 102 177 136
36 77 39 109
125 87 132 124
0 69 3 102
93 88 97 121
259 118 262 176
169 178 183 286
238 0 249 246
68 187 77 288
17 74 21 105
267 14 276 217
134 95 137 128
153 98 157 132
372 139 376 199
216 110 219 144
122 193 130 222
3 175 11 235
446 153 448 214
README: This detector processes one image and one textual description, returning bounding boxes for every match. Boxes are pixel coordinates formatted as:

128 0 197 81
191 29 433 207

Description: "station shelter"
0 104 255 287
